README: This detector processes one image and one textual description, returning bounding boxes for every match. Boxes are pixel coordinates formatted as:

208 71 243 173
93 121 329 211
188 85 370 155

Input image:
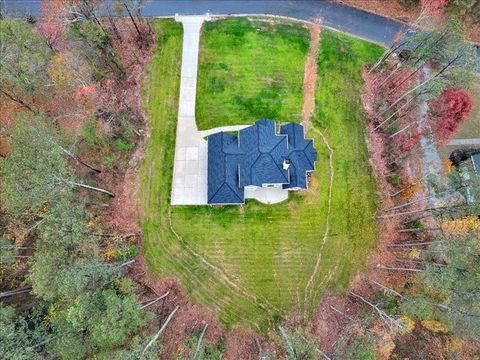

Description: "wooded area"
0 0 479 359
0 1 180 358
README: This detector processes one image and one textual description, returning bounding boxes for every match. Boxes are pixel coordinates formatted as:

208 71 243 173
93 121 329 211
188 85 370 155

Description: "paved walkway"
447 138 480 146
199 125 249 138
244 187 288 204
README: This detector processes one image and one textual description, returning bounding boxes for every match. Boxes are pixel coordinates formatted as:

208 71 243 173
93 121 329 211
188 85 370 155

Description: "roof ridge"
208 183 242 204
225 183 243 203
207 133 226 203
301 140 315 168
268 152 289 183
270 134 287 153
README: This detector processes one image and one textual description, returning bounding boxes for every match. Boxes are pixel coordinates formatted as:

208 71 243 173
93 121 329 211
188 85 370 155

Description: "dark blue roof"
472 154 480 172
280 123 317 189
207 132 244 204
207 119 317 204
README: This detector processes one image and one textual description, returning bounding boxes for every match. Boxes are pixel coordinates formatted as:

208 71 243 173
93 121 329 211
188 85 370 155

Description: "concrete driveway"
170 15 209 205
171 15 250 205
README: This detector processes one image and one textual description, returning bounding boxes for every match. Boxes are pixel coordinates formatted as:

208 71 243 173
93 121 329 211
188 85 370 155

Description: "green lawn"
196 18 309 129
140 19 383 331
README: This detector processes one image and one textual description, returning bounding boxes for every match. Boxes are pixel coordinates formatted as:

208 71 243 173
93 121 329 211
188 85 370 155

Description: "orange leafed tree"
37 0 69 51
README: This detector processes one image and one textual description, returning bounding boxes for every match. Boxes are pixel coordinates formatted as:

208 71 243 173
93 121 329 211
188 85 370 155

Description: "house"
207 119 317 205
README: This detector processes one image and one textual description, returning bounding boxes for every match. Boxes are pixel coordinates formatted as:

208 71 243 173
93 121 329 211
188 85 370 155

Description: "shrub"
420 0 449 13
400 296 435 321
335 335 376 360
102 155 118 168
114 139 134 152
373 292 399 315
398 0 420 8
81 119 105 150
447 0 476 14
116 245 138 262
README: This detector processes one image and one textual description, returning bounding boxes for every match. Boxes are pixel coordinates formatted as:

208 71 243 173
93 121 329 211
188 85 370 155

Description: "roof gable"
209 183 244 204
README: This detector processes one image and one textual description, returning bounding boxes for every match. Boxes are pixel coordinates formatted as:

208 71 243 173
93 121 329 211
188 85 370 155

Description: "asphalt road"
3 0 480 54
2 0 406 47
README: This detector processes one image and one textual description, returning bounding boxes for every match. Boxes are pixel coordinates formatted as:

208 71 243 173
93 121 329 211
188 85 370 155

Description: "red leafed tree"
421 0 449 13
430 88 473 145
392 130 422 153
36 0 69 51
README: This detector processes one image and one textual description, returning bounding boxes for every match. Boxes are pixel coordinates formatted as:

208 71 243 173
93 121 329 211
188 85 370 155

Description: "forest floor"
140 17 383 336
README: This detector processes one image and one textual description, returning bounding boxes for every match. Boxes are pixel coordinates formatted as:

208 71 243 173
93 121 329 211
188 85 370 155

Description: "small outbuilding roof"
472 153 480 172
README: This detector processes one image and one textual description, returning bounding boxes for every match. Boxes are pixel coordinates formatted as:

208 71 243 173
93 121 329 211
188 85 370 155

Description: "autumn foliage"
429 88 473 145
36 0 68 50
441 216 480 234
421 0 449 14
392 130 422 153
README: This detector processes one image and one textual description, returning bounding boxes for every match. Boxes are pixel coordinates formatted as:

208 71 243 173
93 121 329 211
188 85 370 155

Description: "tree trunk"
61 147 101 173
329 305 353 320
368 279 405 299
124 3 142 38
377 265 423 272
382 54 461 115
107 12 122 40
386 31 448 96
387 240 445 248
278 326 296 359
0 88 36 113
398 227 441 233
87 232 135 238
369 39 408 73
117 259 135 268
349 291 405 329
389 120 418 138
375 90 425 130
384 195 432 213
390 183 416 198
143 305 180 354
0 286 32 298
139 291 169 310
64 179 115 197
193 324 208 360
395 258 446 266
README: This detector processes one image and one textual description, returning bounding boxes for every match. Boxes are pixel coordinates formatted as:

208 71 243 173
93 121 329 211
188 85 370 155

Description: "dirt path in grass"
303 129 334 319
301 24 321 130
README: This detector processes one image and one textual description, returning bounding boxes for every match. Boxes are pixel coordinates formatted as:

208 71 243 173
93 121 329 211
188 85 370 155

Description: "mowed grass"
140 20 270 331
196 18 309 129
140 19 383 331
